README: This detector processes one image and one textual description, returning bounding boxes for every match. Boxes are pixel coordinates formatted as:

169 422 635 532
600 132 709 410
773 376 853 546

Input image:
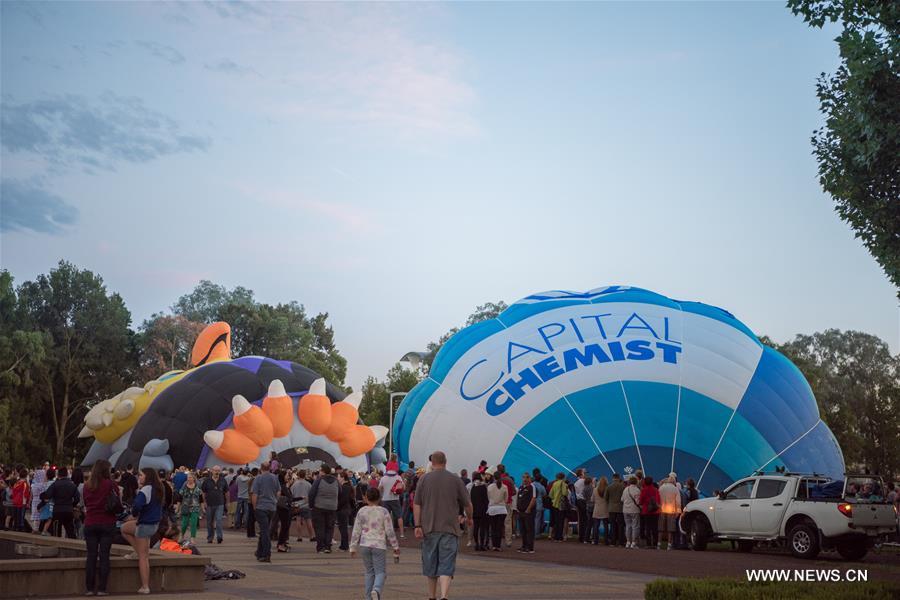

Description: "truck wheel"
737 540 754 553
689 518 709 551
836 541 867 561
788 523 820 559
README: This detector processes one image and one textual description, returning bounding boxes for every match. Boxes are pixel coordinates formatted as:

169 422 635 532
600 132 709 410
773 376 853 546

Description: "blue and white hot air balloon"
393 286 844 495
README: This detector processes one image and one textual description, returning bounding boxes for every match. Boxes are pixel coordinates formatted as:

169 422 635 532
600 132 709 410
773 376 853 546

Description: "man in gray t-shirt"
233 471 252 529
250 462 280 562
414 451 473 600
289 471 314 542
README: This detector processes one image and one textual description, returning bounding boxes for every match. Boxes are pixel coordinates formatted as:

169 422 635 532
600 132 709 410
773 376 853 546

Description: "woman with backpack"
638 476 661 549
83 459 121 596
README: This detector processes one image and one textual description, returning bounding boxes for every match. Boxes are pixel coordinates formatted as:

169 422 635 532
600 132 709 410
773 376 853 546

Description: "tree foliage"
136 313 205 381
358 364 420 427
3 262 135 463
173 282 347 385
769 329 900 480
788 0 900 292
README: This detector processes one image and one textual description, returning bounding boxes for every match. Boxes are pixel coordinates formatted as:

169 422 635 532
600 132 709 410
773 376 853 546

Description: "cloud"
200 0 264 20
204 58 258 76
231 181 381 235
1 92 210 171
272 6 479 138
135 40 186 65
178 3 478 139
0 178 78 234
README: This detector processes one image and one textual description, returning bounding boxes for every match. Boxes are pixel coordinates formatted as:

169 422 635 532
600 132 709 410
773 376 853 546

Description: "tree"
358 364 420 428
136 313 205 381
15 261 136 461
788 0 900 293
0 271 52 463
771 329 900 480
172 280 254 323
171 281 348 385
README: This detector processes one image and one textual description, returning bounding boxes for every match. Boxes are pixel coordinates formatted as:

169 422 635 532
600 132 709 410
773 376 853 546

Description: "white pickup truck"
680 473 897 560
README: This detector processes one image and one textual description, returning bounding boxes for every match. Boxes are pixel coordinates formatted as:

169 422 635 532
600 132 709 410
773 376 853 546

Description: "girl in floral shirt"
350 487 399 600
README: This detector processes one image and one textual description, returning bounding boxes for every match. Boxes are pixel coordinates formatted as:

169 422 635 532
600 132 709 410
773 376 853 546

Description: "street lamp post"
387 391 408 458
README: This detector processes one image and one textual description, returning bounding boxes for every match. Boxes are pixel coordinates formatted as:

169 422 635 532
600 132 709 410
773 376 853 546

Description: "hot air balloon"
393 286 843 495
80 322 388 473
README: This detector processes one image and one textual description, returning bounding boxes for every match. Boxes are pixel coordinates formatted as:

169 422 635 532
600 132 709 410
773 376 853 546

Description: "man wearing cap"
414 451 473 600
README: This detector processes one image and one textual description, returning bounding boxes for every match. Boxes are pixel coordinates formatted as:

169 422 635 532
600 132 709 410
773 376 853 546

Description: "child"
349 487 399 600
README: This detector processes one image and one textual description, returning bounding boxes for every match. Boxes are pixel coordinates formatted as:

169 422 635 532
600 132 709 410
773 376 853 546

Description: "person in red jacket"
11 468 30 532
638 476 660 549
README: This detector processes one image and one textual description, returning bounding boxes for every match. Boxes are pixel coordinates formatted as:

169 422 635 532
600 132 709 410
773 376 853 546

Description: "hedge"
644 578 900 600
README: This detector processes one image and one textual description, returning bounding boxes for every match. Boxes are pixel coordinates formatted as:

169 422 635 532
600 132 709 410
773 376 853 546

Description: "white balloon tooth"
309 378 326 396
369 425 388 442
102 413 113 427
268 379 287 398
85 413 104 430
342 392 362 409
114 399 135 420
232 395 251 415
123 386 144 400
204 430 224 449
78 425 95 438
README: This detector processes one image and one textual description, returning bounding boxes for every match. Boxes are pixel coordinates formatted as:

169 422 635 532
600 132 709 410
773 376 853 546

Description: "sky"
1 1 897 391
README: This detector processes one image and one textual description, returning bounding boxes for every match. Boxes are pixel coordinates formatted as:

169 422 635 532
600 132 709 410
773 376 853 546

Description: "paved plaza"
107 533 658 600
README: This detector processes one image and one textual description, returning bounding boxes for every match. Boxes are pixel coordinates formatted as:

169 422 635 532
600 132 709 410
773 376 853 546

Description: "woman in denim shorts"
121 468 163 595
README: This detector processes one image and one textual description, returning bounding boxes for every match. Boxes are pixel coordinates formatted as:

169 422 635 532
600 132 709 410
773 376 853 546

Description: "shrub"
644 578 900 600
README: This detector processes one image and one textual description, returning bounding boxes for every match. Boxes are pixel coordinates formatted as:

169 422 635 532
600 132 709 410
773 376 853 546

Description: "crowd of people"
4 454 900 600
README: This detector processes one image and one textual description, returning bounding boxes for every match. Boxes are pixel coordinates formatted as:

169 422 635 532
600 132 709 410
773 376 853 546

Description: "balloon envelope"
394 286 844 495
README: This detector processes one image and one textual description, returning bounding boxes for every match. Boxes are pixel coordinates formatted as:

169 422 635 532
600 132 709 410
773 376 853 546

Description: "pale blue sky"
1 1 897 390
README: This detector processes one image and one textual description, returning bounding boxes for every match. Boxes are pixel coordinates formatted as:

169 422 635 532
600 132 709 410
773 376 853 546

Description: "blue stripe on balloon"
777 421 844 479
565 383 642 471
513 398 601 473
498 299 591 328
588 288 682 310
710 410 780 482
674 388 733 472
393 378 439 461
676 301 760 345
735 346 820 453
428 320 505 384
624 381 679 477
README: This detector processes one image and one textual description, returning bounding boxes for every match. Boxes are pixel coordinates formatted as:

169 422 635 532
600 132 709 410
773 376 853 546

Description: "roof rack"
750 469 827 478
